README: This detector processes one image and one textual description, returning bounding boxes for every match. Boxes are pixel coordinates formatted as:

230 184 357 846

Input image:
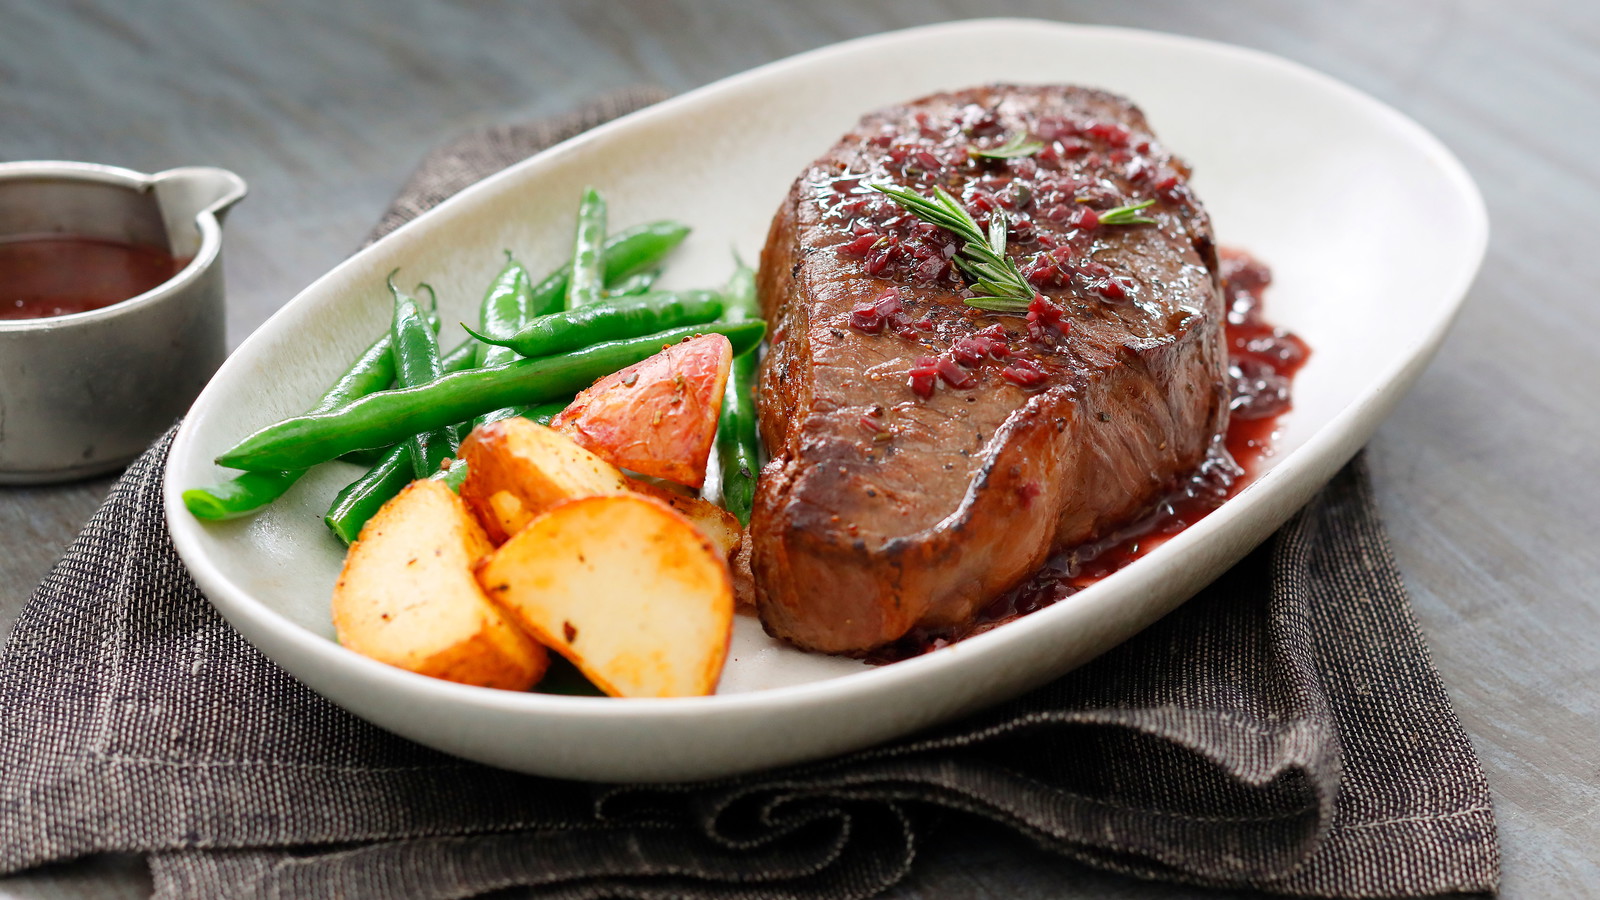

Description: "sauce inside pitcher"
0 233 187 320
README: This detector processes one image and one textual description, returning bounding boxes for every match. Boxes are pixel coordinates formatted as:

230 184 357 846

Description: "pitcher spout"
153 166 246 217
150 166 247 259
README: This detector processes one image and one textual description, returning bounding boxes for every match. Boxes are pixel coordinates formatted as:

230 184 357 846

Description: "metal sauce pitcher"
0 161 246 483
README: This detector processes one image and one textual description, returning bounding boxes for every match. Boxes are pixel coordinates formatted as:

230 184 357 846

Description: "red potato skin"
552 334 733 489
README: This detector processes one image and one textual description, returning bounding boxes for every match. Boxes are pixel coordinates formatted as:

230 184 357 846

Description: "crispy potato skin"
332 480 548 690
475 494 734 699
459 416 741 558
552 333 733 489
625 478 741 560
459 418 631 544
337 377 743 695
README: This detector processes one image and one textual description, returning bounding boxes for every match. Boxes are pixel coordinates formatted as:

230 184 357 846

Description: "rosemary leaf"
870 183 1035 311
967 132 1045 160
1097 199 1158 226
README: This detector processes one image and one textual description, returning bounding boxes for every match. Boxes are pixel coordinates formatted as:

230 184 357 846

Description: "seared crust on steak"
752 85 1228 653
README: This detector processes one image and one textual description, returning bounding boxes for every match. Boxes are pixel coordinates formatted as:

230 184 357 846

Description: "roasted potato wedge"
332 479 548 689
459 417 630 544
476 494 734 698
551 333 733 489
626 477 741 560
459 416 739 555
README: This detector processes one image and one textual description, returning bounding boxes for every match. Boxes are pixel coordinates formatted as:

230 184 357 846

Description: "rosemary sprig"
1095 198 1158 225
967 132 1044 160
871 183 1035 312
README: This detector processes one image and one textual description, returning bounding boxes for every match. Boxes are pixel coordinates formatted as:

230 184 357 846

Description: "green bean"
323 336 483 543
325 441 471 546
389 275 455 478
464 290 722 359
473 254 537 429
191 226 684 518
715 257 763 525
324 445 412 545
334 313 452 467
181 329 399 520
564 187 607 308
462 223 685 429
598 223 686 283
525 221 688 315
605 269 658 297
218 321 767 473
314 333 403 411
523 399 571 426
430 456 469 492
336 446 389 467
536 655 606 696
472 395 575 431
475 253 534 369
325 392 563 543
440 337 476 371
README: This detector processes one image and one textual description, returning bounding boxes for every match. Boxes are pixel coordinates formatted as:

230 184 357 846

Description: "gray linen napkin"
0 89 1498 899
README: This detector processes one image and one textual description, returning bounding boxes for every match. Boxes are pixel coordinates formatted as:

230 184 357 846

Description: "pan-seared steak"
752 85 1229 654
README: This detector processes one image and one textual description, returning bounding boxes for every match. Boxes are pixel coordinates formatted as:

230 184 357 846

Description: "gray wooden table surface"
2 1 1596 897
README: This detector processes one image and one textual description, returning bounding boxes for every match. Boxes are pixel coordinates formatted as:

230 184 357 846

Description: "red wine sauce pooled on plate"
869 247 1310 662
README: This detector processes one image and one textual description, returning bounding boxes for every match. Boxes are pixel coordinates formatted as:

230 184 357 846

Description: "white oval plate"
165 19 1487 782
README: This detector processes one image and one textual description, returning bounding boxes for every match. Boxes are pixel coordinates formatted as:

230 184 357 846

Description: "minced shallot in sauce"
867 246 1308 662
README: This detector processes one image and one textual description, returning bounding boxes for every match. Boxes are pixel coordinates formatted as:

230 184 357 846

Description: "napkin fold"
0 89 1498 900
